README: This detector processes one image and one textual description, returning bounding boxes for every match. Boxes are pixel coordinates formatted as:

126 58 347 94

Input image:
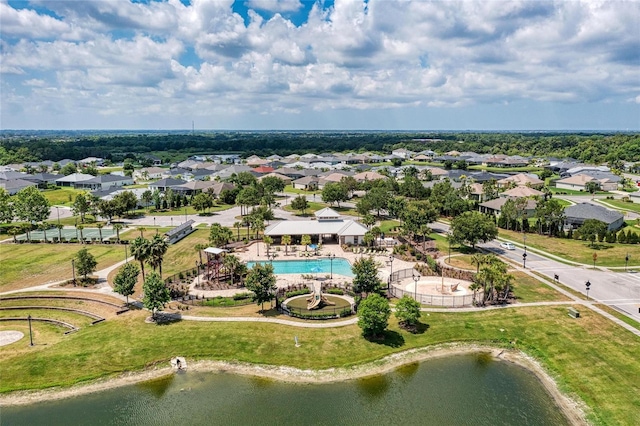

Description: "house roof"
82 174 132 184
501 186 544 198
353 171 385 181
497 173 544 186
56 173 95 183
556 174 596 185
265 218 368 237
480 197 537 211
252 166 275 173
165 220 195 238
293 176 318 185
257 172 292 182
175 180 215 191
314 207 341 220
149 177 187 188
564 203 623 225
0 178 37 191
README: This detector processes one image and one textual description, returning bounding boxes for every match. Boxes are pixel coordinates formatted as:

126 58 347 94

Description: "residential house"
56 173 95 187
149 178 187 192
500 186 544 199
292 176 319 191
564 203 624 231
0 178 37 195
555 174 600 192
497 173 544 189
353 171 386 182
479 197 537 217
75 174 134 191
21 173 60 188
391 148 414 159
133 167 166 180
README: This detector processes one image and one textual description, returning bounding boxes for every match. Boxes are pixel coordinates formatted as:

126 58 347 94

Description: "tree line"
1 132 638 165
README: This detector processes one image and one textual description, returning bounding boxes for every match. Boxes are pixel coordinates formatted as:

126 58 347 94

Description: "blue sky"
1 0 639 130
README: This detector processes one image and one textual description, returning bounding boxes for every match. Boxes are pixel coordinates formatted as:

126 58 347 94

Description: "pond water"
3 354 569 425
247 258 354 277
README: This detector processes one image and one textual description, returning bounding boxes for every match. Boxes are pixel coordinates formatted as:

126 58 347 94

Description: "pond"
3 354 570 425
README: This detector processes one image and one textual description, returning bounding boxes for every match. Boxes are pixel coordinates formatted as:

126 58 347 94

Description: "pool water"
247 258 354 277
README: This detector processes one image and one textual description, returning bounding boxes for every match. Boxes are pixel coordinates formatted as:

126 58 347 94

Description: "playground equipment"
306 282 336 310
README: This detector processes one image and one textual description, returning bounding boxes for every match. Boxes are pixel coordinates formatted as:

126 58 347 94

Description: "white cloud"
246 0 303 13
1 0 639 129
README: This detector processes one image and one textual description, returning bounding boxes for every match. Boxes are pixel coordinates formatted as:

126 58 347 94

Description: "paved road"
431 222 640 322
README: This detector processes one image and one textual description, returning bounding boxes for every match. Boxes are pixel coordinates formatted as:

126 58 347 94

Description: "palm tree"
263 235 273 255
130 237 150 280
147 234 169 277
56 224 63 242
470 253 486 274
96 223 104 243
194 243 206 266
137 226 146 238
77 224 84 244
281 234 292 256
223 254 241 287
8 227 20 243
301 234 312 251
233 221 242 241
113 224 123 243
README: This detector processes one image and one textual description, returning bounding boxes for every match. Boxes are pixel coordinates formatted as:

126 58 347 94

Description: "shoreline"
0 343 588 425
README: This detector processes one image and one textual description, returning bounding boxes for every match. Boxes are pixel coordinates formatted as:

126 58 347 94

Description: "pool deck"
189 242 418 298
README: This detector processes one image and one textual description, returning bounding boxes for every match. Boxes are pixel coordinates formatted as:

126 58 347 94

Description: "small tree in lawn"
357 293 391 338
245 263 277 313
75 248 97 283
142 271 170 321
113 262 139 306
352 257 383 296
291 195 309 215
394 295 421 331
450 211 498 248
579 219 607 248
301 234 312 251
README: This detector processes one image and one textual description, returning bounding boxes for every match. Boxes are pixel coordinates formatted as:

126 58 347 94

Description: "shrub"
179 272 185 280
233 292 252 300
327 288 344 295
285 288 311 298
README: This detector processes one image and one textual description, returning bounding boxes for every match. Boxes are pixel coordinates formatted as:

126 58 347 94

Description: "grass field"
0 244 126 291
41 188 88 207
510 272 571 303
1 304 638 424
597 198 640 213
283 185 320 195
283 201 325 216
499 229 640 267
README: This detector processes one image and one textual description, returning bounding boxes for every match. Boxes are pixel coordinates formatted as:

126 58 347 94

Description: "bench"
568 308 580 318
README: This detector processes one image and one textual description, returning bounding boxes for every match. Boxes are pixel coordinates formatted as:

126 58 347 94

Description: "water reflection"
136 374 175 399
356 374 390 400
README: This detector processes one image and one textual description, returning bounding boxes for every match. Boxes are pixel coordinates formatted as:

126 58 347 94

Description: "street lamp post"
329 253 335 280
625 253 629 272
413 274 419 302
28 314 34 346
71 259 76 287
196 260 201 288
585 280 591 301
388 254 394 290
448 232 452 263
522 252 527 269
55 206 60 225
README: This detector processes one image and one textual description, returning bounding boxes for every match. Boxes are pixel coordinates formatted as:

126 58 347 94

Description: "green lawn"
549 187 610 196
0 244 126 291
1 305 639 424
283 201 326 216
510 272 571 303
597 199 640 213
283 185 320 195
499 229 639 267
41 187 88 207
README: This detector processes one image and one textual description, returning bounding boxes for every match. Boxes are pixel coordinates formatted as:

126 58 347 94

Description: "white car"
500 242 516 250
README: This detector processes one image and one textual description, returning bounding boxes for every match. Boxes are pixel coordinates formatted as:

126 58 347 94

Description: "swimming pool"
246 258 354 277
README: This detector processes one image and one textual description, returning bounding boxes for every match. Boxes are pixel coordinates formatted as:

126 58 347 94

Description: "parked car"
500 242 516 250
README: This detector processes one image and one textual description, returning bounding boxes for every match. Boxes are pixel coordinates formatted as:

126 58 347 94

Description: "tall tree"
223 254 242 287
71 193 91 223
113 223 123 243
142 271 170 320
394 295 422 330
357 293 391 338
290 195 309 215
0 188 14 224
130 237 150 280
321 182 349 207
451 211 498 248
75 248 97 282
579 219 607 247
352 257 383 296
14 186 50 228
209 223 233 248
281 234 292 255
113 262 139 306
147 234 169 277
301 234 312 251
245 263 277 312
